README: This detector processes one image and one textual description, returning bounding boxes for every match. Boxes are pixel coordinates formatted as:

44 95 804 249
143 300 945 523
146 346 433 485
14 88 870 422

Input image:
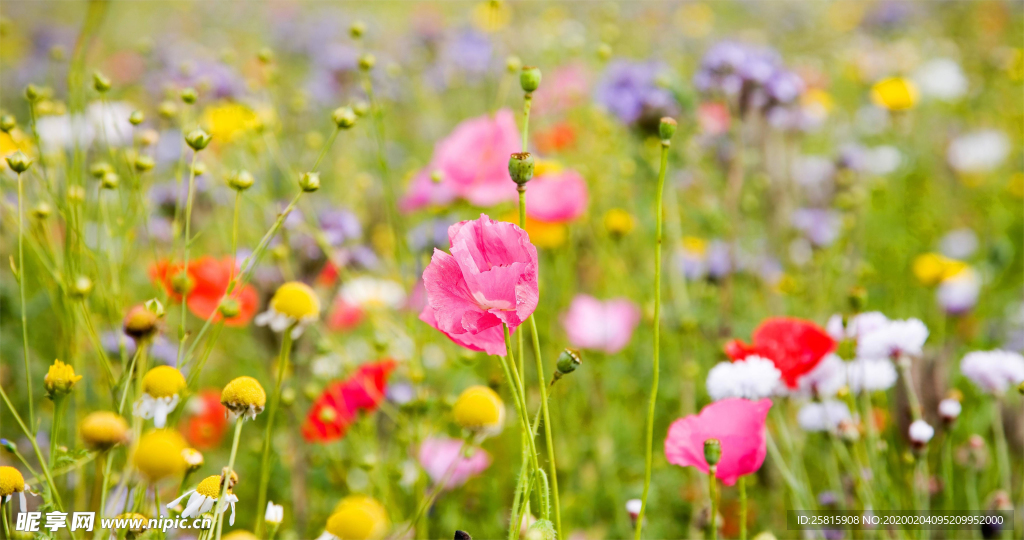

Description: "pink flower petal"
664 398 772 486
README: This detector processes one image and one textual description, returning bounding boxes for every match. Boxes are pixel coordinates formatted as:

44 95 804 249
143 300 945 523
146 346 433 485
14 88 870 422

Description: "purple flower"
593 59 678 126
442 30 493 76
791 208 842 248
695 41 806 126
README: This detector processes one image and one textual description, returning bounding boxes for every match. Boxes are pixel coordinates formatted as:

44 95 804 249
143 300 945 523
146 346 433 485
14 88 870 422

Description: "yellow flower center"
141 366 186 398
453 385 504 430
134 430 188 480
0 466 25 497
270 282 321 320
44 359 82 395
870 77 918 111
603 208 636 236
326 496 389 540
80 411 130 449
221 376 267 410
196 475 227 498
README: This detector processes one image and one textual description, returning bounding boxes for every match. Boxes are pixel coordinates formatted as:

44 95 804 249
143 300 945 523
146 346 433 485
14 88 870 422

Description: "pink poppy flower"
420 214 539 355
560 294 641 354
526 168 588 223
401 110 520 211
664 398 772 486
417 436 491 490
531 62 590 116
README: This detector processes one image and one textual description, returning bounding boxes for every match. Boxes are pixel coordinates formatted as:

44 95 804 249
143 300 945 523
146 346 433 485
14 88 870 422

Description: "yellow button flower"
134 366 187 428
870 77 918 111
134 429 188 481
167 474 239 525
453 385 505 435
255 282 321 338
503 212 567 249
221 376 267 421
201 102 259 143
913 253 967 287
0 466 26 505
603 208 636 238
80 411 130 450
44 359 82 397
323 495 389 540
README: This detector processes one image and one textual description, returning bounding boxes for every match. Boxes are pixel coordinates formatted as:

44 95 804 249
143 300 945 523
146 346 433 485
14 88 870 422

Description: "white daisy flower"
166 475 238 525
132 366 186 428
255 281 321 339
857 318 929 359
265 501 284 525
909 419 935 445
339 276 406 310
796 354 847 399
797 400 851 433
846 358 898 393
960 350 1024 395
706 355 783 401
826 312 889 341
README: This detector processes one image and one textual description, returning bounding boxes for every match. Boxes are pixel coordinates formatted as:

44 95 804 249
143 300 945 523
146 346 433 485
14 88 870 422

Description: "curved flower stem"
15 170 35 431
0 385 66 516
500 325 542 528
176 151 200 366
255 330 293 537
739 475 747 540
635 137 670 540
214 417 245 540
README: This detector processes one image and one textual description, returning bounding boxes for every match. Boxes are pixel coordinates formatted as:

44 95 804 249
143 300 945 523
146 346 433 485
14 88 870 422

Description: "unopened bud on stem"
508 152 534 186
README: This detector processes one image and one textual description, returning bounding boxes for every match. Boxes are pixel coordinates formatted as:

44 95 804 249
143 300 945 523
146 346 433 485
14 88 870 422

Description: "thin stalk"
214 418 245 540
942 431 954 512
176 151 200 366
521 94 532 151
635 138 670 540
255 330 293 537
400 438 469 538
1 501 10 538
739 475 747 540
990 399 1012 494
49 395 68 467
897 355 922 421
311 127 340 173
16 171 35 430
0 386 69 526
708 467 718 540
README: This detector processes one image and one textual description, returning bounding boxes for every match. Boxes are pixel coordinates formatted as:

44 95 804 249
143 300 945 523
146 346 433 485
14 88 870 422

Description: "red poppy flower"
534 122 577 154
725 318 836 388
302 360 397 443
149 256 258 326
326 297 365 332
182 389 229 449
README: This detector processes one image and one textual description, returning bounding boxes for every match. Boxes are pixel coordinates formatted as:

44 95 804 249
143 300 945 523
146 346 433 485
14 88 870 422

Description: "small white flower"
339 276 406 310
940 228 978 260
265 501 284 525
706 355 783 401
947 130 1010 175
166 475 238 526
960 350 1024 395
796 354 847 399
864 146 902 176
846 358 898 393
914 58 968 102
133 393 180 429
797 401 851 433
909 419 935 445
938 398 962 421
625 499 643 519
826 312 890 341
857 318 928 359
937 268 981 315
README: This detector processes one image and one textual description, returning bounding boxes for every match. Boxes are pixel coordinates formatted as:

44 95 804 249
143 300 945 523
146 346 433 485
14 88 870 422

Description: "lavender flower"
695 41 806 127
593 59 678 126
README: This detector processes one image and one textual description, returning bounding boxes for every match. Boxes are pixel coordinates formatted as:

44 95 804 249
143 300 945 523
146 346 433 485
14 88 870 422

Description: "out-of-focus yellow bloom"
675 2 714 38
471 1 511 32
222 532 259 540
533 159 563 177
142 366 186 399
0 466 26 499
453 385 505 434
870 77 918 111
271 282 320 320
826 1 865 33
603 208 636 238
201 102 259 143
182 448 204 471
1007 48 1024 81
134 430 188 480
221 376 267 420
913 253 967 287
1008 172 1024 198
802 88 834 114
326 495 389 540
1 130 34 169
503 212 566 249
44 359 82 397
682 236 707 256
80 411 130 450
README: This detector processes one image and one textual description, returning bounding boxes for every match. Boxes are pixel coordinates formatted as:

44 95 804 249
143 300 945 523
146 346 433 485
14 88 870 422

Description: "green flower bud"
180 87 198 104
144 298 165 318
218 297 241 319
71 275 94 298
101 172 120 190
134 155 155 173
353 100 371 117
350 21 366 39
506 55 522 73
524 520 556 540
508 152 534 186
299 171 321 192
129 110 145 126
192 161 207 176
158 100 178 119
1018 381 1024 396
24 84 42 103
90 161 113 178
93 71 112 93
597 43 613 60
848 286 868 313
0 438 16 454
359 53 376 71
257 47 274 64
67 185 85 204
332 106 357 129
184 129 212 151
520 66 542 93
171 272 194 296
0 114 16 133
704 438 721 467
32 202 52 220
430 170 444 184
5 150 32 173
556 349 582 375
659 117 677 142
227 170 254 191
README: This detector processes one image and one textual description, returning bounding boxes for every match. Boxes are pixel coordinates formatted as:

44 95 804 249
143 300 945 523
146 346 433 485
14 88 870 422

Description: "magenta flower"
664 398 772 486
401 110 520 211
417 436 491 490
420 214 539 356
560 294 641 354
526 168 588 223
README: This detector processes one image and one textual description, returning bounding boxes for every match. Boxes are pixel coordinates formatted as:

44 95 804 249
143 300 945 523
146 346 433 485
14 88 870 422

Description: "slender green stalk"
214 417 245 540
897 355 922 421
528 318 561 537
401 438 469 538
990 399 1012 494
311 127 340 173
1 501 10 538
708 467 718 540
16 170 35 431
739 475 747 540
49 395 68 467
255 330 293 537
0 385 68 520
634 136 671 540
521 94 532 152
177 151 201 366
942 431 954 511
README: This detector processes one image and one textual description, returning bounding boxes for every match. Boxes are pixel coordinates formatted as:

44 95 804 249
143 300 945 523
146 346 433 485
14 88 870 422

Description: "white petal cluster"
706 355 783 401
960 350 1024 395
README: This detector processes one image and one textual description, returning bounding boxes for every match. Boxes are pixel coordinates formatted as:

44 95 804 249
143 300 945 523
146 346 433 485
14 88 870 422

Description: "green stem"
0 385 65 515
635 138 670 540
991 398 1012 494
311 127 340 173
708 467 718 540
49 395 68 467
176 151 200 366
214 418 245 540
529 317 561 537
16 171 35 431
255 330 293 537
521 93 532 152
897 355 922 421
942 431 954 512
739 475 747 540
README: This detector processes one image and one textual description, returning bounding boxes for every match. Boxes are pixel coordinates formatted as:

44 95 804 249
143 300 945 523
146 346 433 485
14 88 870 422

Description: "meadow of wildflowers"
0 1 1022 539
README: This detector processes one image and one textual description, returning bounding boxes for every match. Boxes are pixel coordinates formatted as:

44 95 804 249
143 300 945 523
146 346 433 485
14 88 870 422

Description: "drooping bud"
0 114 16 133
134 155 155 173
93 71 112 93
5 150 32 173
129 110 145 126
508 152 534 186
70 276 94 298
299 171 321 192
659 117 677 142
332 107 357 129
520 66 542 94
704 438 721 467
349 21 366 39
32 202 52 220
100 172 120 190
180 87 198 104
227 170 254 191
359 53 376 71
184 129 211 151
123 304 159 341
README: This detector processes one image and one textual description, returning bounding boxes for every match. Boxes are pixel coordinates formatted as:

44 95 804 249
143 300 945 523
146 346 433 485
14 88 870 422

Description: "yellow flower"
913 253 967 287
223 532 260 540
870 77 918 111
471 1 511 32
196 475 229 498
142 366 186 398
0 466 25 498
453 385 505 434
80 411 130 450
182 448 204 471
134 430 188 481
682 236 707 256
503 212 567 249
44 359 82 397
533 159 564 177
201 102 259 143
324 496 390 540
256 282 321 337
603 208 636 238
221 376 267 420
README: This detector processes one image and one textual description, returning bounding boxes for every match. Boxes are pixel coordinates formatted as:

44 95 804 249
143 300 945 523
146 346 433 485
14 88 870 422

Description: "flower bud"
350 21 366 39
556 349 581 375
848 286 868 312
506 55 522 73
520 66 541 94
137 129 160 147
90 161 113 178
24 84 42 103
454 530 472 540
1018 381 1024 396
227 170 254 191
44 359 82 398
123 304 159 340
185 129 212 151
158 100 178 119
359 53 376 71
508 152 534 186
257 47 274 64
597 43 612 60
704 438 721 467
134 155 155 173
938 398 961 423
32 202 52 220
71 276 93 298
171 272 194 296
67 185 85 204
0 438 16 454
93 71 112 93
101 172 120 190
192 161 206 176
5 150 32 173
0 114 15 133
332 107 357 129
299 171 321 192
129 110 145 126
180 87 198 104
218 297 241 318
353 100 370 117
145 298 166 318
430 170 444 184
524 520 556 540
659 117 677 142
